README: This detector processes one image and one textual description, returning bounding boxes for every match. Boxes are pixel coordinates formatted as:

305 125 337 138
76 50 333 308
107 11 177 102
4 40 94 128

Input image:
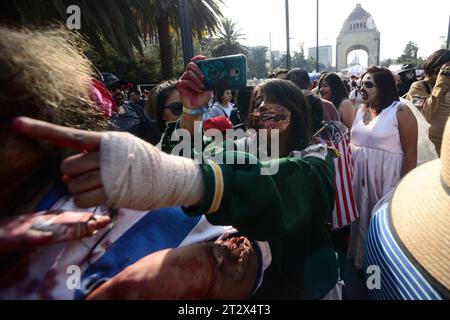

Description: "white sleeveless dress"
347 101 404 270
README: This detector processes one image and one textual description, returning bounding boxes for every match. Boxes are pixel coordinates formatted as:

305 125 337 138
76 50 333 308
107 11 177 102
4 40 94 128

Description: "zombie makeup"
360 74 378 104
248 102 291 133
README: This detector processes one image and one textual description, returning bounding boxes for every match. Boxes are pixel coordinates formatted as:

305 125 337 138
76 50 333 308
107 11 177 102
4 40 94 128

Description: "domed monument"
336 3 380 71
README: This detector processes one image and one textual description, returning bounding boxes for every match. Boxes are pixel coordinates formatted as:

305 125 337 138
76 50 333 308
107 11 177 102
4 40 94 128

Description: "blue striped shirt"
364 203 443 300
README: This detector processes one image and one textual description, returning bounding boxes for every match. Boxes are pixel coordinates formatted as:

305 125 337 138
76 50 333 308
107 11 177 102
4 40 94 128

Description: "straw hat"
391 118 450 297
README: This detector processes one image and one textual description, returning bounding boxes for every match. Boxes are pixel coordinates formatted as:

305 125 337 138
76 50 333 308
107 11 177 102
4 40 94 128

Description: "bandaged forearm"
100 132 205 211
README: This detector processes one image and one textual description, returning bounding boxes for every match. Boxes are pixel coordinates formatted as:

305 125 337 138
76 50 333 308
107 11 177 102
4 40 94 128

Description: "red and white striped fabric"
331 136 359 230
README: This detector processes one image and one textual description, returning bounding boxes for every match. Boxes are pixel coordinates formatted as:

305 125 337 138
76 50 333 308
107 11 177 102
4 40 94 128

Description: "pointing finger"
12 117 102 152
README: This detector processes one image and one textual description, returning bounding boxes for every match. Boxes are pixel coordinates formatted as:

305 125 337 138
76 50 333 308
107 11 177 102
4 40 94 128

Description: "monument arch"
336 4 380 71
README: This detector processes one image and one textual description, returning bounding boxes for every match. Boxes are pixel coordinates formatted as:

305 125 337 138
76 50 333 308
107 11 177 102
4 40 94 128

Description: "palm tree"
147 0 224 79
1 0 224 79
1 0 152 59
211 18 248 57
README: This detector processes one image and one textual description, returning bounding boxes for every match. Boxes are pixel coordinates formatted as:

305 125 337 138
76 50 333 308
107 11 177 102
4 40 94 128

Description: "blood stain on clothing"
36 269 57 300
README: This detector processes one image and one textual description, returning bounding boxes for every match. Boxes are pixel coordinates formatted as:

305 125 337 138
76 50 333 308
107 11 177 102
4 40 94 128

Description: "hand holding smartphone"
195 54 247 90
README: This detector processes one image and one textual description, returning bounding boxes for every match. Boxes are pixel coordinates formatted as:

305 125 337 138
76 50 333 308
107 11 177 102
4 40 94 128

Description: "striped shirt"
364 203 443 300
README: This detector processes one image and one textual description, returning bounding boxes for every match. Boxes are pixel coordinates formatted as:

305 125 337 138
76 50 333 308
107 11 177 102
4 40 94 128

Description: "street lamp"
447 15 450 49
179 0 194 67
285 0 291 69
316 0 319 73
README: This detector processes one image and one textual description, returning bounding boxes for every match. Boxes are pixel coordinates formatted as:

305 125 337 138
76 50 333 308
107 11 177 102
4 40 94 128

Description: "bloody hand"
0 211 110 255
177 56 213 109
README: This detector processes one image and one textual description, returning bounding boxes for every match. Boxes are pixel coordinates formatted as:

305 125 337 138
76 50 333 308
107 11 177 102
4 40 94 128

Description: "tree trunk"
156 13 174 80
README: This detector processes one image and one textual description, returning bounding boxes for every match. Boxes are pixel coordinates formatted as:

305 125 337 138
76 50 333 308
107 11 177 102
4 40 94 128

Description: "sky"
219 0 449 66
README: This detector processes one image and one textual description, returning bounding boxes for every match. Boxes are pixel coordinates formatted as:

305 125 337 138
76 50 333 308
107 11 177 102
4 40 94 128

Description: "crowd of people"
0 26 449 300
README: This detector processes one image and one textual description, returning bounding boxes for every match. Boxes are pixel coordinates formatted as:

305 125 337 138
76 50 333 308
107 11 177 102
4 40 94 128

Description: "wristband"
183 106 205 116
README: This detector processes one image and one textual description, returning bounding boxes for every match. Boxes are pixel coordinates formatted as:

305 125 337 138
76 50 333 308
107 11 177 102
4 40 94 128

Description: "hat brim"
391 159 450 292
397 69 415 74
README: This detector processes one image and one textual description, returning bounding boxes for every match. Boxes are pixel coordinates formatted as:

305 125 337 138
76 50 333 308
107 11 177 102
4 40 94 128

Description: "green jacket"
163 120 338 299
183 149 339 299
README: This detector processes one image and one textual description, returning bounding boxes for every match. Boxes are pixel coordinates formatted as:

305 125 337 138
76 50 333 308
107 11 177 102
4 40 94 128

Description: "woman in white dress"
348 66 418 270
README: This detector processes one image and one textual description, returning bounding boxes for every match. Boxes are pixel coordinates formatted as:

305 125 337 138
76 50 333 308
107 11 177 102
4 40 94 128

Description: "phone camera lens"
231 69 240 76
209 68 220 80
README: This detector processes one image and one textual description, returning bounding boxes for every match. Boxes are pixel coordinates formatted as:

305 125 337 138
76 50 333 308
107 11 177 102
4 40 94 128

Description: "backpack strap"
218 106 229 118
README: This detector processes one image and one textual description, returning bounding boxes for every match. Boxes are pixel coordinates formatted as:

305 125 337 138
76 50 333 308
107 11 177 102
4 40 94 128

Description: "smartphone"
195 54 247 90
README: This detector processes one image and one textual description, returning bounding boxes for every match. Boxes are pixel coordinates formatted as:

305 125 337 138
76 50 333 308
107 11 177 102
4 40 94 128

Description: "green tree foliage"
380 58 393 67
84 42 162 85
1 0 224 79
148 0 224 79
1 0 150 59
291 50 308 69
272 48 326 73
248 46 269 79
397 41 424 67
211 18 248 57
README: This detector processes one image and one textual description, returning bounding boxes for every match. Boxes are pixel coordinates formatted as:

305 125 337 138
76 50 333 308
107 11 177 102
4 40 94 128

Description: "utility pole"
269 32 273 70
179 0 194 67
285 0 291 70
316 0 319 73
447 15 450 49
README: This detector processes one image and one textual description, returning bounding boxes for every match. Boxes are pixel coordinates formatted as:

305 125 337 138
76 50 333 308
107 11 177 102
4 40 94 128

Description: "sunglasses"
164 102 183 116
362 81 375 89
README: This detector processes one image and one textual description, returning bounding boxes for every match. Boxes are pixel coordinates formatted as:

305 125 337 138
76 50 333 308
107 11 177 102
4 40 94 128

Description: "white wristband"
100 132 205 211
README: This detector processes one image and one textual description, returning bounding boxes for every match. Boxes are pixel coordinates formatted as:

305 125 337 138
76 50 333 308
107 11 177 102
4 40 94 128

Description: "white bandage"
100 132 205 211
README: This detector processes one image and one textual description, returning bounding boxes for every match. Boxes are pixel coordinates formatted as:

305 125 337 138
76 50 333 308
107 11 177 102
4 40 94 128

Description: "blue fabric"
250 240 263 297
35 187 65 212
364 203 442 300
75 207 201 299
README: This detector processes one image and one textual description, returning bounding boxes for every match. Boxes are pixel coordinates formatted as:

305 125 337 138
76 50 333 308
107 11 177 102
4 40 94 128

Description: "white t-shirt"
209 102 234 118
